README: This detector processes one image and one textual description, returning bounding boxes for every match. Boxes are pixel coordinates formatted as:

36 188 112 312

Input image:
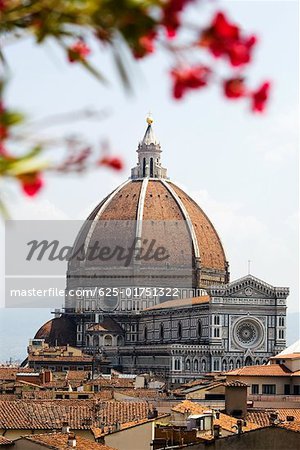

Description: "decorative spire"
131 116 168 180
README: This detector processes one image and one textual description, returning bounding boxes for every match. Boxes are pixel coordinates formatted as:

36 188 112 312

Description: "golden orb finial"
146 115 153 125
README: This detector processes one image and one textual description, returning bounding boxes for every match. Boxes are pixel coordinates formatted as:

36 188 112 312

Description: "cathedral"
35 117 289 383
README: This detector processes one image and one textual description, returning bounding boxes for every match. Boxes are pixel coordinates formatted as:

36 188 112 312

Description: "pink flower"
19 172 43 196
68 40 91 63
171 65 211 99
251 82 271 112
99 156 124 171
223 78 246 99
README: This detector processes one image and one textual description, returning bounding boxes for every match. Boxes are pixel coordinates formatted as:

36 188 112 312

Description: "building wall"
186 427 300 450
226 375 292 396
105 421 154 450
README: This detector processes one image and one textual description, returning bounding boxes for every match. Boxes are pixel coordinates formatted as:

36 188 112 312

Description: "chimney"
269 412 279 426
236 419 243 435
67 433 76 447
213 424 221 439
62 421 70 434
286 416 294 422
44 370 52 383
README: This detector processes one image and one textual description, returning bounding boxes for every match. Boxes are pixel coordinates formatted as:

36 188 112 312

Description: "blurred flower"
200 11 256 67
223 77 246 99
18 172 43 196
99 156 124 171
162 0 193 38
133 32 156 59
68 40 91 63
171 65 211 99
0 0 7 11
251 81 271 112
0 124 8 140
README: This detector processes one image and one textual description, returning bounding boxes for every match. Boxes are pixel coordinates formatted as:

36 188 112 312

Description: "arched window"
178 322 182 339
160 323 164 341
143 158 146 177
236 359 241 368
104 335 113 347
144 326 148 341
197 321 202 338
229 359 234 370
150 157 154 177
174 358 181 371
117 335 124 346
222 360 228 372
185 359 191 371
213 360 220 371
194 359 199 372
245 356 253 366
201 359 207 372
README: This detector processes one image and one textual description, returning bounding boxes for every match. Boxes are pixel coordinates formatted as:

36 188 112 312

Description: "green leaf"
80 59 108 84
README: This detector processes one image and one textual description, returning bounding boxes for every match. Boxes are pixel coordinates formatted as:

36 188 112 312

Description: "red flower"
18 172 43 196
223 78 246 99
162 0 192 38
228 36 257 67
200 11 257 67
99 156 124 171
171 65 211 99
0 125 8 140
68 40 91 63
0 0 6 11
133 32 156 59
251 82 271 113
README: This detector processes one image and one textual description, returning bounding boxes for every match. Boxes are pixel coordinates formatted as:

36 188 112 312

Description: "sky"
0 0 299 362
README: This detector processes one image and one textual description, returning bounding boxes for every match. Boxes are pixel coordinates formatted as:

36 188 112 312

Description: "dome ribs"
169 183 227 272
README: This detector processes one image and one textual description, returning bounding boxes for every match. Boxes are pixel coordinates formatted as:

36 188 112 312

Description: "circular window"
233 318 264 349
100 295 119 311
236 322 257 344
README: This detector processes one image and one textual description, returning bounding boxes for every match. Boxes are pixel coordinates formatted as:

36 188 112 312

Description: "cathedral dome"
67 117 229 293
34 316 77 346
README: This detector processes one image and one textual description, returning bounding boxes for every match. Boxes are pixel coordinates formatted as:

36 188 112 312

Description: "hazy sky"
0 1 298 361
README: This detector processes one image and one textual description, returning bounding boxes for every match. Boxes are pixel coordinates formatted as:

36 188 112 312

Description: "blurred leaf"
112 45 133 93
0 198 9 220
1 111 25 126
80 59 108 84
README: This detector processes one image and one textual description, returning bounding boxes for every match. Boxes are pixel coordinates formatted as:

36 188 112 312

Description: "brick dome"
34 316 77 346
67 118 229 290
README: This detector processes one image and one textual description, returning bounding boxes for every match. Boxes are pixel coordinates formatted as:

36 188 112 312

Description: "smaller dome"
34 316 76 346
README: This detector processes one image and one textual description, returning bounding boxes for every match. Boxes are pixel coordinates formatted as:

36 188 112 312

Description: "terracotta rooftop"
146 295 210 311
87 376 134 389
271 353 300 360
279 421 300 433
0 436 13 446
225 364 292 377
247 409 300 429
77 179 228 277
0 368 34 382
0 399 152 430
34 316 77 347
225 380 248 387
66 370 90 381
28 354 93 363
87 318 123 334
22 433 116 450
172 400 259 433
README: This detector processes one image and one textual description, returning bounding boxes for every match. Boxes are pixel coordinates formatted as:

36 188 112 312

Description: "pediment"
208 275 289 300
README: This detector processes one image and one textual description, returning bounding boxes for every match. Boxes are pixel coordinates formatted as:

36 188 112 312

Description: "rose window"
233 319 263 348
236 322 257 344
